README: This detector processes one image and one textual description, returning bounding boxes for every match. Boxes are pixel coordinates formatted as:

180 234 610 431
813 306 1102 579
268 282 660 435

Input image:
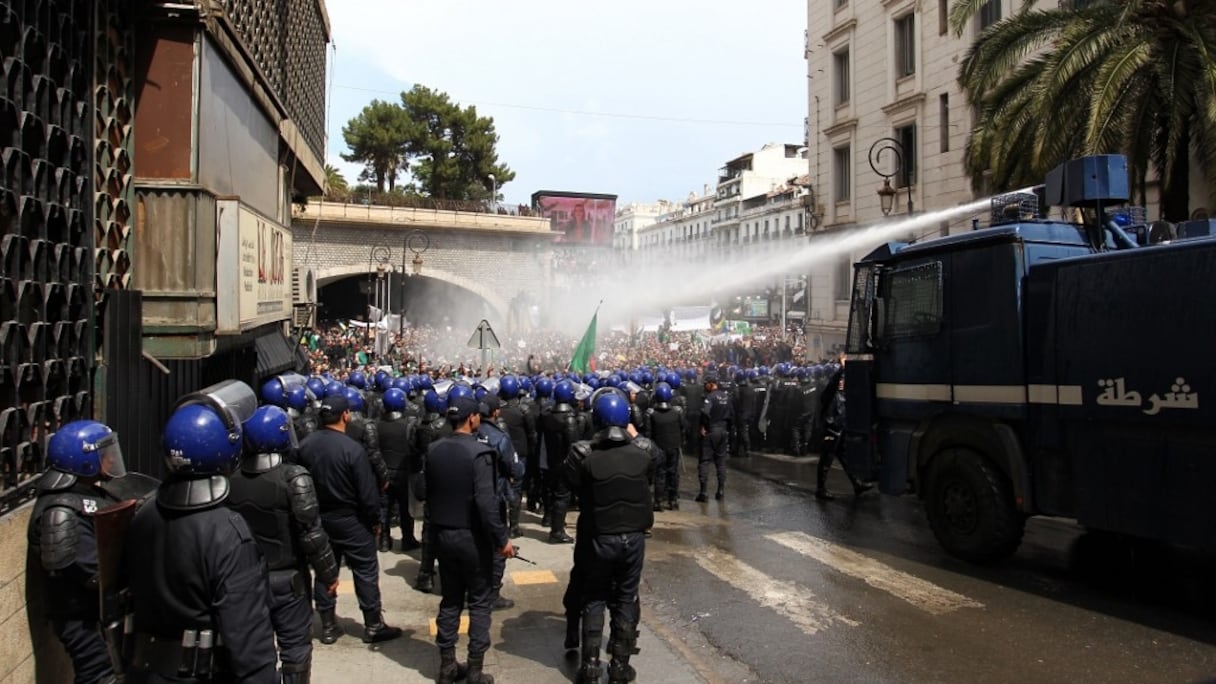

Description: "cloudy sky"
323 1 807 206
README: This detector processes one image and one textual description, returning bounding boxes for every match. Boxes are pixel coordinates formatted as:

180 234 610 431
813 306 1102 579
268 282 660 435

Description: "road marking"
510 569 559 585
690 547 859 635
428 615 469 636
337 579 353 595
766 531 984 615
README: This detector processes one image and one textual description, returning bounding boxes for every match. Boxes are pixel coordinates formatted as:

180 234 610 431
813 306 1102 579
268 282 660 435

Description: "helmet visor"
90 432 126 478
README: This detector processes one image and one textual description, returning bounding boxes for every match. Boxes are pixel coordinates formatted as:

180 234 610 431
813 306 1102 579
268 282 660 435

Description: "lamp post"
367 245 390 349
488 174 497 213
868 137 913 216
400 230 431 336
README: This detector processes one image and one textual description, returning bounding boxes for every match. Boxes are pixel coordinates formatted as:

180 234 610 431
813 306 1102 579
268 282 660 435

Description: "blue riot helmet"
244 405 296 454
347 371 367 390
795 367 808 380
683 368 697 380
499 376 520 399
285 386 309 413
554 379 577 404
423 390 447 415
260 377 287 406
306 377 326 401
374 371 392 392
1111 211 1133 227
759 366 770 377
392 376 411 393
811 365 825 380
591 391 630 430
48 420 125 479
536 377 555 398
747 368 759 380
734 371 746 384
604 374 621 389
640 370 654 386
666 372 681 390
343 387 366 413
654 382 673 404
382 388 408 413
474 387 488 402
163 380 257 476
586 376 601 390
417 375 434 391
519 377 533 394
448 383 475 404
324 381 345 398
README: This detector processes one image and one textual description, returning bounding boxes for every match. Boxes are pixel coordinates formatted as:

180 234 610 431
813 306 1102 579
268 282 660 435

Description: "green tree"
399 85 515 200
341 100 411 192
324 164 349 201
951 0 1216 220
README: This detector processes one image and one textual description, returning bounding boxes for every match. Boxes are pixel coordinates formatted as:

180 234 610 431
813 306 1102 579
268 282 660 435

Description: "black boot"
318 609 341 645
607 659 636 683
607 629 640 683
549 504 574 543
508 497 523 538
362 609 402 643
815 488 835 501
466 652 494 684
378 527 392 553
491 589 515 611
436 647 467 684
715 484 725 500
695 485 708 503
414 571 434 594
280 659 312 684
576 657 602 684
667 497 679 511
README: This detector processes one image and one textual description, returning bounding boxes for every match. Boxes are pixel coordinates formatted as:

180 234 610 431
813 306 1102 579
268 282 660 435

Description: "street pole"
781 276 788 341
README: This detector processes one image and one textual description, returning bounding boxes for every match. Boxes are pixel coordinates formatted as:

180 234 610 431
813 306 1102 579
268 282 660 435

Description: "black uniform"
498 396 536 531
814 368 869 497
345 414 388 490
538 401 586 542
27 470 122 684
645 402 685 509
413 412 454 591
422 432 508 661
564 429 660 682
734 379 757 458
227 453 340 683
124 477 277 683
296 429 384 624
699 387 735 499
377 405 422 551
680 380 704 453
791 379 821 456
290 407 318 441
477 419 522 603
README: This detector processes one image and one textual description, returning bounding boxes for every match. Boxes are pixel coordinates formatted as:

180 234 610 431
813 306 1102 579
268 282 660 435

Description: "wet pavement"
314 450 1216 683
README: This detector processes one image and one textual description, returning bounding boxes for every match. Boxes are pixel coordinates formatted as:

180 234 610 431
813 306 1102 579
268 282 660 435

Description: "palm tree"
324 164 349 202
951 0 1216 220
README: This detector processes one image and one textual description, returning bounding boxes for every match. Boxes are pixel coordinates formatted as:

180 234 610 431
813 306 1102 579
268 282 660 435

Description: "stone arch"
315 264 508 320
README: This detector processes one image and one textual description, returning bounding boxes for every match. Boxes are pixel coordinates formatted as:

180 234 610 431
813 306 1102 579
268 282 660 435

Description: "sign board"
217 200 293 332
467 319 501 350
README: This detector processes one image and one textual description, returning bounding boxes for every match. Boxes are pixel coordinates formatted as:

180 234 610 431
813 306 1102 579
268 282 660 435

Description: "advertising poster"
531 191 618 245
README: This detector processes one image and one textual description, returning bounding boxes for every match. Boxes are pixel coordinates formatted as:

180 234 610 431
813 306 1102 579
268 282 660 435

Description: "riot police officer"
497 376 535 538
286 386 318 440
476 395 523 610
645 382 685 510
343 387 388 492
413 389 453 593
697 375 735 502
814 366 872 500
791 367 821 457
680 369 704 454
565 391 660 684
377 387 422 552
297 394 402 644
733 370 756 458
422 396 515 684
124 381 278 683
27 420 128 684
538 380 585 543
227 405 340 684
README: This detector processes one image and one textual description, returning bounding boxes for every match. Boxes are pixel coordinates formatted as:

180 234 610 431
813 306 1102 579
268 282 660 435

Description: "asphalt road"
640 452 1216 684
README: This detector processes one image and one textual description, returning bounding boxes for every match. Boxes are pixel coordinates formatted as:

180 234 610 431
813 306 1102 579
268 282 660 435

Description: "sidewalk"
311 513 705 683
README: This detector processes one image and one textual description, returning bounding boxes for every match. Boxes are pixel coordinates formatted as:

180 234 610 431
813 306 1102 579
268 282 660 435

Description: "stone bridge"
290 201 557 324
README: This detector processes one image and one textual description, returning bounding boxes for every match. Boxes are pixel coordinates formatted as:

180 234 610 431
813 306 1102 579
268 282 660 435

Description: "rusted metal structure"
1 0 331 512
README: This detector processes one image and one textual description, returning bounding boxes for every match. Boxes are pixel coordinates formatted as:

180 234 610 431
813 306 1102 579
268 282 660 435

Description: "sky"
322 1 808 207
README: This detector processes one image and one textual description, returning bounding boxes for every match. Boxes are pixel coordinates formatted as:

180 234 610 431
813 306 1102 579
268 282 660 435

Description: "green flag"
569 308 599 373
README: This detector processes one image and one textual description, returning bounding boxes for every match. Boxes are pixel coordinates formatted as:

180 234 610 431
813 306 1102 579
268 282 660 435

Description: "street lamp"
868 137 913 216
400 230 431 335
488 174 497 213
367 244 390 348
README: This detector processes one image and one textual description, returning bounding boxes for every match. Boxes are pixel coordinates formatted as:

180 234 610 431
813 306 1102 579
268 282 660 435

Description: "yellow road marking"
428 615 469 636
510 570 559 585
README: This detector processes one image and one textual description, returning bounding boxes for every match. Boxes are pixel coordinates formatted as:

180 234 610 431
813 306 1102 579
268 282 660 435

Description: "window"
938 0 948 34
833 49 850 105
895 123 917 186
979 0 1001 28
835 256 852 300
785 215 791 232
835 0 848 8
939 93 950 153
894 14 916 77
882 262 943 337
833 145 851 201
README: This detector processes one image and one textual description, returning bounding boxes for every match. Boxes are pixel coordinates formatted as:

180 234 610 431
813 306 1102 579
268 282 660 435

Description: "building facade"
613 200 676 250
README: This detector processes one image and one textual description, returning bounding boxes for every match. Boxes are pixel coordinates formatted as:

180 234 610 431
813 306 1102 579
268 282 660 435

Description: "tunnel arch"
316 264 509 324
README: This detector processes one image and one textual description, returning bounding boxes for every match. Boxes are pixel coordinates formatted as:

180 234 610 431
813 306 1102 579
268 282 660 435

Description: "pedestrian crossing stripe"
510 570 559 585
429 616 470 636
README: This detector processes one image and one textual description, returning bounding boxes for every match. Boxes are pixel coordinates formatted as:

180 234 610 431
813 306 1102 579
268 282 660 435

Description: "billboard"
216 200 293 332
531 191 618 246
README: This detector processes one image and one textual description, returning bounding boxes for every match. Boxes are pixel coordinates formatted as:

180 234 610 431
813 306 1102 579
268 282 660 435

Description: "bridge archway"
316 264 508 329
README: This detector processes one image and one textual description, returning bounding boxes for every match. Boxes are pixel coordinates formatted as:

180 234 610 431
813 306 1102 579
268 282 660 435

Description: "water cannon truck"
842 154 1216 563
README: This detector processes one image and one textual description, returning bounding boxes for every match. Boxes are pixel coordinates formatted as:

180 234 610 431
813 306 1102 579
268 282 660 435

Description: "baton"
509 547 538 565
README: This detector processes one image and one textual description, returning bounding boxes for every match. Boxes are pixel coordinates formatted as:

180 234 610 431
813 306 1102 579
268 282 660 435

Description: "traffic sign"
467 319 501 350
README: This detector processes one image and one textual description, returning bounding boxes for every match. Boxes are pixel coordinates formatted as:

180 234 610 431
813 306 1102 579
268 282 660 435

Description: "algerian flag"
569 301 602 373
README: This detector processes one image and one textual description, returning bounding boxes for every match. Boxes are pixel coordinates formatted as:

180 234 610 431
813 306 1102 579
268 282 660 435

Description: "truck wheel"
925 448 1025 563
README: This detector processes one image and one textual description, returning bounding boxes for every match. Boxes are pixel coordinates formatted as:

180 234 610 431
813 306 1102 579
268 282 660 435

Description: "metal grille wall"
225 0 328 163
0 0 98 513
